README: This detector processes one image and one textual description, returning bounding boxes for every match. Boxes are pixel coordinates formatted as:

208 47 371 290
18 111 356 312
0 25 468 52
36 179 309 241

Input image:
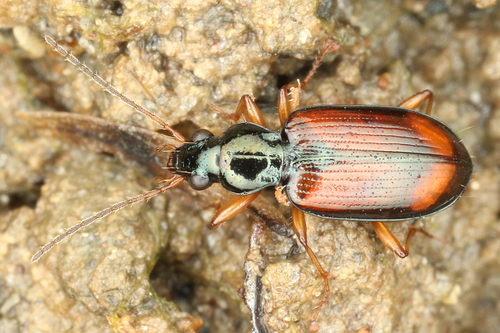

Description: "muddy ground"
0 0 499 332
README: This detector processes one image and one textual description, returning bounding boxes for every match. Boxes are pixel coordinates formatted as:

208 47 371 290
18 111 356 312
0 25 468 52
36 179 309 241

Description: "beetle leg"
212 191 262 226
210 95 267 126
292 207 331 323
371 222 444 258
275 39 341 324
277 38 342 126
207 103 236 123
209 96 267 127
277 87 294 126
371 222 412 258
301 38 341 90
247 195 294 237
397 89 434 115
231 95 267 126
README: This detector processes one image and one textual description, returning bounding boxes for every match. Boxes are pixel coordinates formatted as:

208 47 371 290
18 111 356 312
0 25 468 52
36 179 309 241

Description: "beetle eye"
188 174 212 190
191 128 213 142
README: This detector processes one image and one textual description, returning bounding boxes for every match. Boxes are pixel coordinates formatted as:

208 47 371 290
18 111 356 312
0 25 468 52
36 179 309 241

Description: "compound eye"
191 128 213 142
188 174 212 191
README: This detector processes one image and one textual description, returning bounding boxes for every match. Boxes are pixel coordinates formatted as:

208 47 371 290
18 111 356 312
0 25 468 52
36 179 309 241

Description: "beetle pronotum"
33 35 473 328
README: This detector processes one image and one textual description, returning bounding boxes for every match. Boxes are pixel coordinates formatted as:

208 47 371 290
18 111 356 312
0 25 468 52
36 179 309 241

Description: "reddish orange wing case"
283 106 472 221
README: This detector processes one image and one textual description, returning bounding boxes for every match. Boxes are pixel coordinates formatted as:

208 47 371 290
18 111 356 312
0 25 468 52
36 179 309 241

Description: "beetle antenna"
44 35 186 143
31 175 184 262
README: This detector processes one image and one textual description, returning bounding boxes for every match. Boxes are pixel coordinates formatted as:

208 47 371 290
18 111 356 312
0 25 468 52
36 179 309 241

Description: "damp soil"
0 1 499 332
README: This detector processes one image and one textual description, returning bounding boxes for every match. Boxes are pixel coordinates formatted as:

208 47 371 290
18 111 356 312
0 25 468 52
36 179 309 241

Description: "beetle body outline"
34 36 473 329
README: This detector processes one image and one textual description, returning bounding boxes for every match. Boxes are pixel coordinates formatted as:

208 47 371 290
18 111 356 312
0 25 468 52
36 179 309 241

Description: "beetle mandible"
33 36 473 325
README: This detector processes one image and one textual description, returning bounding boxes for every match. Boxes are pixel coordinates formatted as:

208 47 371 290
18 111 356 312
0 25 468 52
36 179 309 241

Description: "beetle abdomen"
283 106 473 221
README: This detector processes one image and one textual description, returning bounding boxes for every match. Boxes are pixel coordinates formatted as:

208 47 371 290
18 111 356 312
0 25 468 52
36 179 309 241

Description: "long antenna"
32 175 184 262
44 35 186 143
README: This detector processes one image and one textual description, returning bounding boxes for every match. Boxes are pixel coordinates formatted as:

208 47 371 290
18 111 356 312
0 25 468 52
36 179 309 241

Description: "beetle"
33 36 473 326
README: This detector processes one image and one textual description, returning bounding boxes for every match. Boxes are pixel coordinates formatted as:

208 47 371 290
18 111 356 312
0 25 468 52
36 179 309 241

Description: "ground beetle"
33 36 473 327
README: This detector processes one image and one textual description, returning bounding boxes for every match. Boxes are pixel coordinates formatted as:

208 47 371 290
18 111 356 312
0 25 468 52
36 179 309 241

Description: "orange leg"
212 192 261 226
232 95 267 126
398 89 434 115
209 95 267 126
277 38 341 125
277 87 293 126
279 84 333 321
292 208 331 324
275 40 342 325
372 222 444 258
278 89 334 320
